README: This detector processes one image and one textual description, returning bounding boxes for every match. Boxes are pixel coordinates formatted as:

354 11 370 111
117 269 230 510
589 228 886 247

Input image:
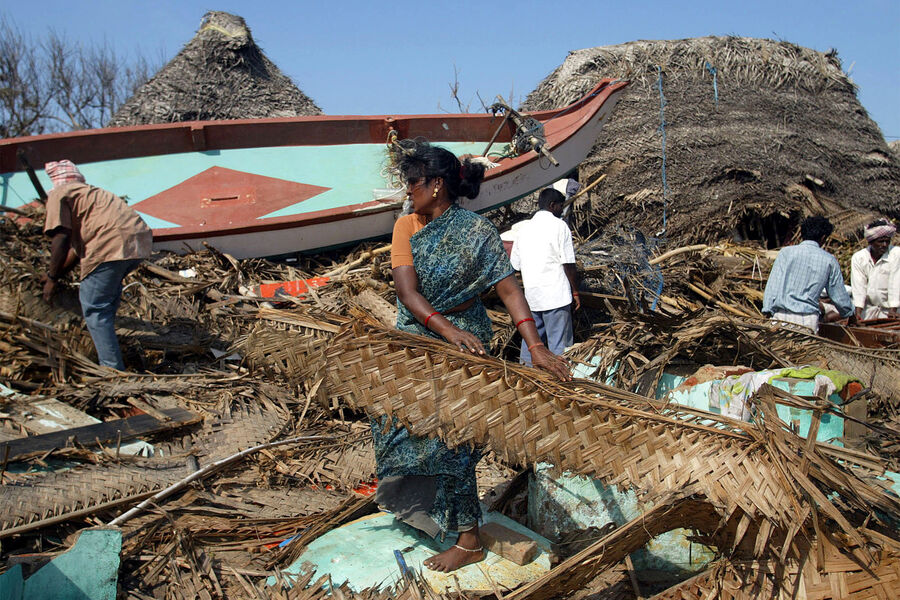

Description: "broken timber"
0 407 200 462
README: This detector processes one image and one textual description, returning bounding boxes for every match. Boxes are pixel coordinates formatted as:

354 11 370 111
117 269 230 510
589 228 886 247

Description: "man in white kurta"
850 220 900 321
510 188 579 366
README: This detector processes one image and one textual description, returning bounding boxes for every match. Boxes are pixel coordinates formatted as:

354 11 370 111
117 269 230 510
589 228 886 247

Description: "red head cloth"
865 223 897 243
44 160 85 188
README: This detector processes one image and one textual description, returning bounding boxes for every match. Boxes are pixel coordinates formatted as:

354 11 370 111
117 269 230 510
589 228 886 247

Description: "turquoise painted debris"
656 372 847 444
272 509 552 594
527 463 716 582
0 528 121 600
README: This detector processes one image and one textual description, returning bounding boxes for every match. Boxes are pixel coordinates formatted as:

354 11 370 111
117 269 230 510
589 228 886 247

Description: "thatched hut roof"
109 11 321 126
522 37 900 247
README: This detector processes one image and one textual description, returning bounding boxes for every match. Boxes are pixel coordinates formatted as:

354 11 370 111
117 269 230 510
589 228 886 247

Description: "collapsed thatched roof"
109 11 321 126
523 37 900 247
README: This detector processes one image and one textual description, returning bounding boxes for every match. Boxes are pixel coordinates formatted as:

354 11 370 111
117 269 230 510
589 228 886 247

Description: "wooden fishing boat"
0 79 627 259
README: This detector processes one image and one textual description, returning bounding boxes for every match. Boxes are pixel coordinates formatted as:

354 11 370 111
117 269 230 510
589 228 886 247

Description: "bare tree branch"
0 15 158 136
443 64 472 113
0 16 51 137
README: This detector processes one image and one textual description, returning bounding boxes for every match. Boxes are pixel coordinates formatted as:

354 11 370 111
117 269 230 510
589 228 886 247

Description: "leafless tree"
438 64 493 114
0 17 49 137
0 15 157 137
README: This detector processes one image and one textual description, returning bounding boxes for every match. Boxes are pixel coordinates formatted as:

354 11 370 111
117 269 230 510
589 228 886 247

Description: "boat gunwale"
0 80 625 174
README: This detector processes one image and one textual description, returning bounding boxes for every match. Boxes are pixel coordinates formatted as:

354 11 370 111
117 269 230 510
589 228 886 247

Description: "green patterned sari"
374 204 513 539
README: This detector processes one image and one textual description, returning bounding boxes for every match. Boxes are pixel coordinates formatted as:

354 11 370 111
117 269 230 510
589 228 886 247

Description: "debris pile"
2 198 900 599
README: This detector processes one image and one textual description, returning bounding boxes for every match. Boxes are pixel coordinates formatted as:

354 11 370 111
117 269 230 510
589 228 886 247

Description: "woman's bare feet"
423 527 485 572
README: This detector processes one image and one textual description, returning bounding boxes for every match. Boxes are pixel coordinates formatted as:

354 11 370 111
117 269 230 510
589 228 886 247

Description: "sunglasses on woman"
405 176 429 189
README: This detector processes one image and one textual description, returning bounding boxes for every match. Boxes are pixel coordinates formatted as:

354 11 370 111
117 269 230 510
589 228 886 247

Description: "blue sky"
4 0 899 139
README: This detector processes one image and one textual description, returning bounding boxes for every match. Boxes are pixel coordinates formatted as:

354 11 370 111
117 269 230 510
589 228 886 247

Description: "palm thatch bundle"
522 37 900 246
109 11 321 126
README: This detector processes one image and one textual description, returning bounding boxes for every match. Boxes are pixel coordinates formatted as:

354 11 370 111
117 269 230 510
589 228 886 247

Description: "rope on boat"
705 62 719 107
511 116 547 156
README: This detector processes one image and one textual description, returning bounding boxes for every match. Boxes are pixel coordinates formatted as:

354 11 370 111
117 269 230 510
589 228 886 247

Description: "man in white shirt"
850 219 900 321
510 188 580 366
551 175 581 221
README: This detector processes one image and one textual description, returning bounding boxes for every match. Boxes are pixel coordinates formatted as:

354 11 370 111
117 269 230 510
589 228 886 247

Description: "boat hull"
1 80 628 258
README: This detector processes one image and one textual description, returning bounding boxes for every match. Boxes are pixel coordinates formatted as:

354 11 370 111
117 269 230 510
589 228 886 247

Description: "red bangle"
515 317 535 328
424 311 439 328
527 342 545 352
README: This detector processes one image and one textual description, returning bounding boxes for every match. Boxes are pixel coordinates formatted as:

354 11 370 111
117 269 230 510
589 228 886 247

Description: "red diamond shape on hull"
133 167 330 230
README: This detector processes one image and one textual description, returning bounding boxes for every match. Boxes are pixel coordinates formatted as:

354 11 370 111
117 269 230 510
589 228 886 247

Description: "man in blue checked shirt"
762 216 854 333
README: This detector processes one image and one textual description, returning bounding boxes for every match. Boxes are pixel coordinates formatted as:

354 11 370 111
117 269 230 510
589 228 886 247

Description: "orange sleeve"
391 216 417 268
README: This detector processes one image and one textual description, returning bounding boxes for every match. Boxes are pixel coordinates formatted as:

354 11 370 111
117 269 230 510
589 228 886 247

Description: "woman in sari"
377 139 570 572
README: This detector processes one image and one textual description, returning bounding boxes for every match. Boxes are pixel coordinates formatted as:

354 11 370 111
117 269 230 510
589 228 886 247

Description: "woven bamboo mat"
0 398 288 536
301 319 898 597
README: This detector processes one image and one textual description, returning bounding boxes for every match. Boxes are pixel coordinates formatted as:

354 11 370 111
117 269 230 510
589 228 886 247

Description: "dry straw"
522 37 900 246
109 11 321 126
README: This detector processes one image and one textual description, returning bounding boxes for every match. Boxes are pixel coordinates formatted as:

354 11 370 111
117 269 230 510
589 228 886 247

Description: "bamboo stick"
563 173 607 209
323 244 392 278
107 434 333 527
648 244 708 265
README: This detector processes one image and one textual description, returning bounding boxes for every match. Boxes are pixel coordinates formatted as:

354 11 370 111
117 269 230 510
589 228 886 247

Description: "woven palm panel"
568 565 635 600
0 463 179 533
0 398 288 534
501 489 899 599
236 307 348 385
198 397 290 462
321 322 900 559
269 431 375 490
653 546 900 600
648 562 779 600
239 325 333 384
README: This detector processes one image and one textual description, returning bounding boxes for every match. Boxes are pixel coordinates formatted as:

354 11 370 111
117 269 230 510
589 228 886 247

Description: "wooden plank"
22 398 100 435
0 407 201 462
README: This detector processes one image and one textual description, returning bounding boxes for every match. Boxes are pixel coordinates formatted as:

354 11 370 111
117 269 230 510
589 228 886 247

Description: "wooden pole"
17 150 47 204
323 243 392 278
648 244 709 265
563 173 607 210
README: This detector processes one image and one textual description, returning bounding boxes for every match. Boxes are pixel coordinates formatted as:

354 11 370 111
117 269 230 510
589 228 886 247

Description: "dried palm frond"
520 36 898 247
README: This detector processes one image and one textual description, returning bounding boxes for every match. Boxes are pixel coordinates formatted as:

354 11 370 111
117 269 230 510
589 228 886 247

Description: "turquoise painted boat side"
271 509 551 594
1 79 629 257
1 141 486 218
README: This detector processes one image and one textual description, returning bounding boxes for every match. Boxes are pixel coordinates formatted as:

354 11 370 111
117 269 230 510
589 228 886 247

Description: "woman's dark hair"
392 138 485 200
800 215 834 241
